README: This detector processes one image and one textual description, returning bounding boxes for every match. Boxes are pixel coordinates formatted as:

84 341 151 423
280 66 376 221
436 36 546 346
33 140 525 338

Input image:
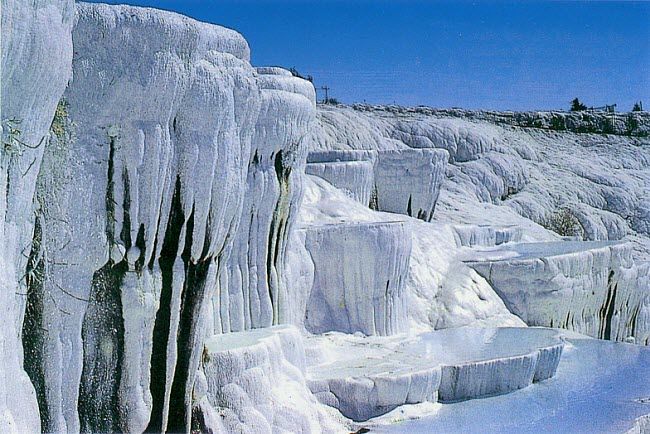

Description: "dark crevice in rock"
120 167 132 249
135 223 146 271
266 150 293 323
147 177 216 433
630 305 640 339
599 270 618 340
105 135 117 245
75 130 128 432
22 216 49 431
146 177 184 433
167 207 213 433
407 195 412 217
369 184 379 210
78 260 127 433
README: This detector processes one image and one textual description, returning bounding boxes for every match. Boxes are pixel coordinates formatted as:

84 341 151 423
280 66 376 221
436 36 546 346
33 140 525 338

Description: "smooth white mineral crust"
305 149 448 221
307 104 650 259
374 149 448 221
302 221 411 336
466 241 650 344
201 326 347 433
451 224 523 247
371 336 650 433
297 175 525 332
305 160 375 205
305 327 563 421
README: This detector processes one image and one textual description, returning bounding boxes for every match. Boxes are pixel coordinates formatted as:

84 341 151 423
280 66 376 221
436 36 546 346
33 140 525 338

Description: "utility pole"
320 86 330 103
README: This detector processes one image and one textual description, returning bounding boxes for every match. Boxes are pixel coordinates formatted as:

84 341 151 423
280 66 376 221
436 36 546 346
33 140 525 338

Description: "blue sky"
87 0 649 111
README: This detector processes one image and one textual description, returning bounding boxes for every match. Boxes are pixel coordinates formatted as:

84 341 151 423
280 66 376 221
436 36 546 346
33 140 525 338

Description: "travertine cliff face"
3 1 649 432
212 67 315 334
5 2 317 432
1 0 74 432
306 103 650 343
467 242 650 345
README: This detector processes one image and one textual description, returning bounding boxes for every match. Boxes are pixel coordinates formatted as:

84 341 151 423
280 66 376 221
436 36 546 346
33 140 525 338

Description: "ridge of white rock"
309 104 650 260
1 0 74 432
465 241 650 345
451 224 523 247
211 67 315 335
297 175 525 332
306 160 375 205
305 149 448 220
374 149 448 221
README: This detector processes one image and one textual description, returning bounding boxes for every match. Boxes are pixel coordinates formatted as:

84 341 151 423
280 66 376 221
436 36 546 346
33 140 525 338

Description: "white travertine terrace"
1 1 648 432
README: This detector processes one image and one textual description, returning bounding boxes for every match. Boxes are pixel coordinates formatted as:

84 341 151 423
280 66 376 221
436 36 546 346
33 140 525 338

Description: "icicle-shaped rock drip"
1 0 74 432
21 3 265 433
211 67 316 334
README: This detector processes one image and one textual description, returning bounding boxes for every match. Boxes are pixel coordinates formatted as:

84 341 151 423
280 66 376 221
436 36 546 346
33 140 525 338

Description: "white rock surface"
297 175 525 332
371 336 650 434
1 0 73 432
451 224 523 247
305 327 563 421
212 66 315 334
302 221 411 336
307 104 650 259
201 326 347 433
374 149 448 221
17 3 315 433
306 161 375 205
465 241 650 344
305 149 448 221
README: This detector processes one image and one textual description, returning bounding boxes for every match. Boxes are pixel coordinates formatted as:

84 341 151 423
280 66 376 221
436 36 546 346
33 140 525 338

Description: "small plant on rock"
50 98 71 141
543 207 583 238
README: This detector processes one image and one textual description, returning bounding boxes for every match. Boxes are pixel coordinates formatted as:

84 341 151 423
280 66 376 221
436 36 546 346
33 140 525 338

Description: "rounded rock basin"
307 327 563 380
306 327 565 421
463 240 623 263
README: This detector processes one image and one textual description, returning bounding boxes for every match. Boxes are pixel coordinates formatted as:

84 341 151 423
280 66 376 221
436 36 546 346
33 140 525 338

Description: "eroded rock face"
374 149 448 221
200 326 344 433
1 0 74 432
18 3 315 433
303 221 412 336
305 149 448 221
466 241 650 345
211 67 315 334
